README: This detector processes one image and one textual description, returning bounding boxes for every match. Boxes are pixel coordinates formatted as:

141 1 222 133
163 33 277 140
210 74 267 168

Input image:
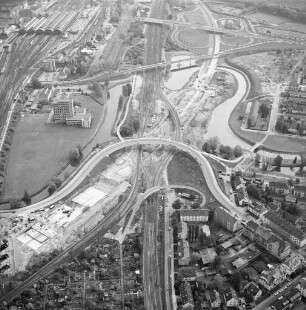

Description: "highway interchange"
1 0 306 308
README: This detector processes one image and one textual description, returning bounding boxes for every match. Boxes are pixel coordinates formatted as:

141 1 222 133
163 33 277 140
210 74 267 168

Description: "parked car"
0 254 8 262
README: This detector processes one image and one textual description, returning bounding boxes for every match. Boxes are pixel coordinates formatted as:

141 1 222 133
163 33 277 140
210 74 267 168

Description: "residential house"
282 253 304 276
178 267 198 281
296 277 306 297
223 287 239 308
232 250 259 269
177 239 190 266
208 290 221 309
266 235 291 261
258 264 288 290
234 176 249 206
262 211 306 247
243 220 291 260
214 206 241 232
179 281 194 309
247 201 267 218
236 187 249 206
244 282 262 301
178 222 188 240
268 182 290 196
180 209 209 222
199 248 217 265
293 185 306 200
201 224 210 237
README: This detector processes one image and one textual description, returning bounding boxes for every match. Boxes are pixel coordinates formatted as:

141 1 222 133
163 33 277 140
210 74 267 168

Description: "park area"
3 93 105 201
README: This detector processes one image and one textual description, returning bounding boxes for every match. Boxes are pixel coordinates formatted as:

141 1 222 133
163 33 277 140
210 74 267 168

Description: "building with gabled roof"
244 282 262 301
177 239 190 266
262 211 306 247
180 209 209 222
214 206 241 232
179 281 194 309
223 287 239 307
268 181 290 196
177 222 188 240
247 201 267 218
293 185 306 199
242 220 291 260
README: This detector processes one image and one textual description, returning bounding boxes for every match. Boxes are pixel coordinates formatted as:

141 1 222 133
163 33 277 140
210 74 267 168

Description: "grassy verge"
204 155 227 194
262 135 306 154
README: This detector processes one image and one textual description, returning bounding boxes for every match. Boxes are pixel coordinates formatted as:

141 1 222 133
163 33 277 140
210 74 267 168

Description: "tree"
207 136 219 153
10 196 22 209
120 125 133 137
254 153 261 167
52 177 62 189
48 182 57 195
273 155 283 167
122 84 129 97
69 148 81 167
259 103 270 118
215 245 223 255
22 190 31 206
229 270 242 292
118 95 125 109
172 199 181 210
246 183 261 200
31 78 42 89
132 119 140 132
126 83 132 96
191 202 200 209
233 145 243 158
202 142 210 153
104 79 109 87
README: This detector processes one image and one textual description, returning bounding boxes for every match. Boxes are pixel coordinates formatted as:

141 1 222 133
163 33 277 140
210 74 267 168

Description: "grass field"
221 34 252 47
262 135 306 153
167 151 214 200
177 29 210 48
4 94 104 199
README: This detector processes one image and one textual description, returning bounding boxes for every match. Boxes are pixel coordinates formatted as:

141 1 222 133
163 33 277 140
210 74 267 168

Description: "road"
0 137 243 218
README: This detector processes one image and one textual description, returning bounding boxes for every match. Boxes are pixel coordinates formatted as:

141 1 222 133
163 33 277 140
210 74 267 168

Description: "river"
164 67 199 91
204 67 251 149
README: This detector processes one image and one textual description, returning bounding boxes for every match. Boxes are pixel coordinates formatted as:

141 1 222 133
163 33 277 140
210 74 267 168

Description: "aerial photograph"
1 0 306 309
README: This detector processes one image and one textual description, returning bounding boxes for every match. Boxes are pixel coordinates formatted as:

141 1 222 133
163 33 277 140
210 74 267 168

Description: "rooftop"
214 206 240 226
264 211 305 240
269 181 289 190
180 209 209 216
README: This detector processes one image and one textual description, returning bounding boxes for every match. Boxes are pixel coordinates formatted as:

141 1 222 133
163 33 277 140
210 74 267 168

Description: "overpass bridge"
60 40 303 85
137 17 300 42
137 17 228 35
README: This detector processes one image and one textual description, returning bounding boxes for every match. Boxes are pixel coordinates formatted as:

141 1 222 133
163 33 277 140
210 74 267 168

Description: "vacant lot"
262 135 306 153
4 94 104 199
167 151 214 200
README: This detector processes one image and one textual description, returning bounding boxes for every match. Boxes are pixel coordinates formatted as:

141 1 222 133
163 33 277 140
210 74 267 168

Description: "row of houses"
243 220 291 260
262 211 306 247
